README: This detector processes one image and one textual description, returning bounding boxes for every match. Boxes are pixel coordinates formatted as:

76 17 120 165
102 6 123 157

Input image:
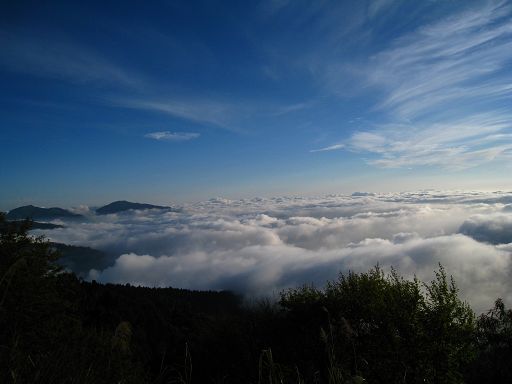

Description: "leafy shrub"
280 266 475 383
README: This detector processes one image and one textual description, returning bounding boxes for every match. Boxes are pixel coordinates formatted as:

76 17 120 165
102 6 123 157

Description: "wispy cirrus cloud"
114 98 243 131
367 0 512 119
0 30 312 134
144 131 199 141
349 112 512 169
310 143 345 153
367 0 396 19
0 31 143 88
342 0 512 169
112 96 312 132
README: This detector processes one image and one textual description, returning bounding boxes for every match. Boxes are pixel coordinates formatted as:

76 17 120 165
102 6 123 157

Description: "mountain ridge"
6 205 83 220
96 200 175 215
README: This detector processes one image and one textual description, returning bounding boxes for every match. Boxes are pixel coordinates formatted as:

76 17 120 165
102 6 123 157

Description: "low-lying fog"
35 190 512 313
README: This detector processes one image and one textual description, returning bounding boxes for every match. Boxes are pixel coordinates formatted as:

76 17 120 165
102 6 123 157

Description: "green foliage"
0 214 147 383
421 265 475 383
258 349 285 384
279 265 475 383
0 213 67 382
467 299 512 383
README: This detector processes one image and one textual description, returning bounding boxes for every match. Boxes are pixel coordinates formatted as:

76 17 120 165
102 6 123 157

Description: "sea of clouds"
35 190 512 313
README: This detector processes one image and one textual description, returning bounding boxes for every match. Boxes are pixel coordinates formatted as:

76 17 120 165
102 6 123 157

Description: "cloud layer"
38 190 512 313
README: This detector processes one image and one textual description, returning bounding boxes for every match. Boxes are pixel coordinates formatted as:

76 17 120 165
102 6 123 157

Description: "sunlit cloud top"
34 190 512 313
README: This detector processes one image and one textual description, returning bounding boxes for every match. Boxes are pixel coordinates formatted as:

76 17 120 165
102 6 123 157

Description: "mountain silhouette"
6 205 83 220
96 200 174 215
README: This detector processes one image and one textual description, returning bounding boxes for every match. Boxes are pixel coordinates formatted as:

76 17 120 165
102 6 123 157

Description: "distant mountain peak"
6 205 83 220
96 200 174 215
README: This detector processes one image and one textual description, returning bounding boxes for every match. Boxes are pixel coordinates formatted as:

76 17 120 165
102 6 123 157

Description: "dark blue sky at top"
1 0 511 209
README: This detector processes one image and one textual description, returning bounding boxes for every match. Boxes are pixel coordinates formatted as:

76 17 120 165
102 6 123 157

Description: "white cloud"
310 143 345 153
117 98 241 131
366 0 512 119
317 1 512 169
367 0 396 19
349 113 512 169
111 96 311 132
144 131 199 141
0 31 142 88
35 190 512 313
459 213 512 245
89 232 512 314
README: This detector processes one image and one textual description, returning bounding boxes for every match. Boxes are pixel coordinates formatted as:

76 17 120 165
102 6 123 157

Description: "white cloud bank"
38 190 512 313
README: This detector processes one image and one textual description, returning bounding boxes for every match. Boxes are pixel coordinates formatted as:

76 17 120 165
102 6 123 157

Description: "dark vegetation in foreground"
1 214 512 383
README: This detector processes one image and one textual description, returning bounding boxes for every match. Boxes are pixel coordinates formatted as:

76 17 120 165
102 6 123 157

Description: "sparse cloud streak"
144 131 199 141
310 144 345 153
116 98 239 130
111 96 312 132
0 31 143 88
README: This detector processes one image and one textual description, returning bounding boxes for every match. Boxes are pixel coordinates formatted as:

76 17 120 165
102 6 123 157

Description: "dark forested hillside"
6 205 83 220
6 220 63 230
50 242 113 277
96 200 175 215
1 213 511 383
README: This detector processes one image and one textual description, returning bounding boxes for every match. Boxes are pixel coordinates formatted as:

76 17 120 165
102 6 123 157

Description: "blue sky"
1 0 512 210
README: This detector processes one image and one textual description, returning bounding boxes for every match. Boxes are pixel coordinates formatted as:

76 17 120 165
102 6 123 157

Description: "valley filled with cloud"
33 190 512 314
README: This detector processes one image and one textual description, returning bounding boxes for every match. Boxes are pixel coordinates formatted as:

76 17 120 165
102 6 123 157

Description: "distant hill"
29 221 64 229
6 205 83 220
7 220 64 230
96 200 174 215
51 243 114 277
